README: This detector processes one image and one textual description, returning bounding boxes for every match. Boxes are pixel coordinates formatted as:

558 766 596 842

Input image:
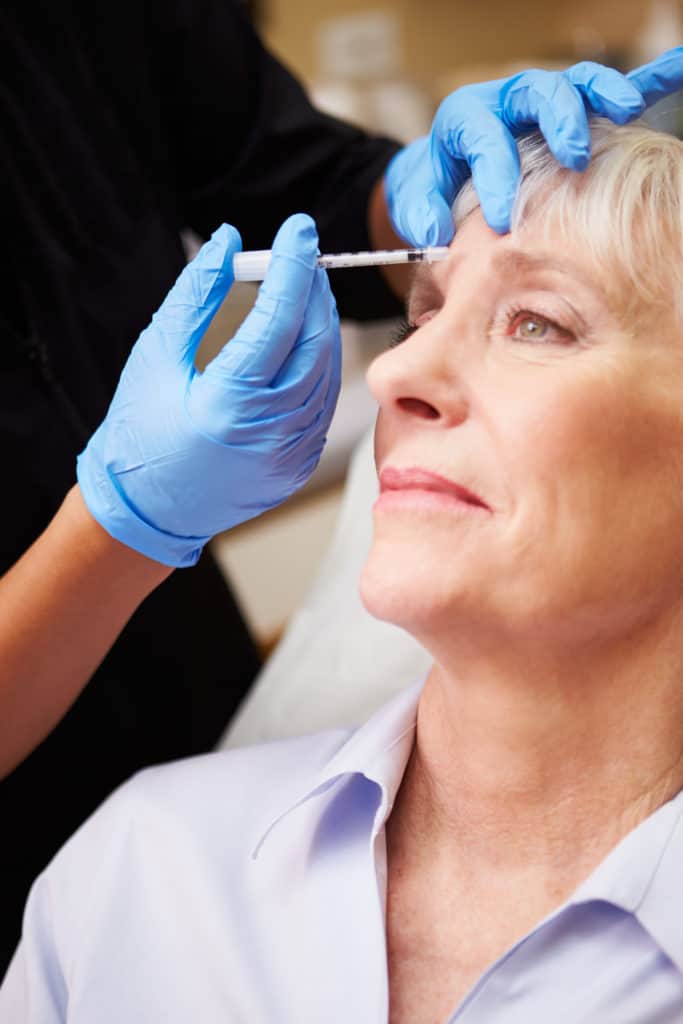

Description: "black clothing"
0 0 401 973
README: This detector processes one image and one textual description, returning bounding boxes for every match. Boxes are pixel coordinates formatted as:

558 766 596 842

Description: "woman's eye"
508 310 573 345
517 316 548 340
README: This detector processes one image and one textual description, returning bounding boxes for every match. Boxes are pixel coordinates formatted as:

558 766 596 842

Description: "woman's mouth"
377 466 491 513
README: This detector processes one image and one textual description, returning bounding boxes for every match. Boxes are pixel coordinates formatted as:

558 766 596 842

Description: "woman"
3 118 683 1021
365 118 683 1020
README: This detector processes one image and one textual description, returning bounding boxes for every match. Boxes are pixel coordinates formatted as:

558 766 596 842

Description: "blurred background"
206 0 683 656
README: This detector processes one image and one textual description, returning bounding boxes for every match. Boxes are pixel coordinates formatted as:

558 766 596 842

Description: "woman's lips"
378 466 490 511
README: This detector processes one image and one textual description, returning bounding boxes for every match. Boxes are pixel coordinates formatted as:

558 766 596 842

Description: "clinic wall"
262 0 668 92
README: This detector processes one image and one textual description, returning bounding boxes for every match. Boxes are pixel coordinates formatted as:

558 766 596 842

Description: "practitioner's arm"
0 486 171 779
0 214 341 779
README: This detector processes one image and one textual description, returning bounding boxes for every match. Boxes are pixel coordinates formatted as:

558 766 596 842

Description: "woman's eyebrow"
490 250 598 292
406 246 604 322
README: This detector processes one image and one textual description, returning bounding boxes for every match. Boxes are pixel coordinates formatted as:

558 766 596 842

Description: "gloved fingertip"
210 222 242 252
405 196 455 248
479 193 513 234
554 142 590 171
199 225 242 279
483 211 511 235
551 135 590 171
622 86 646 113
610 90 646 124
429 217 456 248
272 213 319 260
392 218 417 248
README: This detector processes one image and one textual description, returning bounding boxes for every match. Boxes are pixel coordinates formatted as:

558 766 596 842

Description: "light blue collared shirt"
2 679 683 1022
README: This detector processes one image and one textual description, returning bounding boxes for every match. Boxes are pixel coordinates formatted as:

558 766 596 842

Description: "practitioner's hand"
385 46 683 246
626 44 683 104
77 214 341 567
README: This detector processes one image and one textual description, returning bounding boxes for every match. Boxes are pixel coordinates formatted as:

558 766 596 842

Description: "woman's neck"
395 610 683 889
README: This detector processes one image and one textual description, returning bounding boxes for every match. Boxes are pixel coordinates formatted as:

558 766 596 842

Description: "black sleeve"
149 0 403 320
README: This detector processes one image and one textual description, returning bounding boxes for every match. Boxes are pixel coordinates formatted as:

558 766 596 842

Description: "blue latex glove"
386 46 683 245
77 214 341 568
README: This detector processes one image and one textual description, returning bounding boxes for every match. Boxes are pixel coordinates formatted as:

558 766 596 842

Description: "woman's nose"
366 319 469 427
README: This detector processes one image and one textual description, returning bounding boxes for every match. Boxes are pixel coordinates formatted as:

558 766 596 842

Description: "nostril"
397 397 439 419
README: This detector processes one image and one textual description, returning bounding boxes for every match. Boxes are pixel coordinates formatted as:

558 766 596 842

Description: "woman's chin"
359 550 458 631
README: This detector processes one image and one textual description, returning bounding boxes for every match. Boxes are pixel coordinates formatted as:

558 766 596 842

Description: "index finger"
433 94 521 233
217 213 319 384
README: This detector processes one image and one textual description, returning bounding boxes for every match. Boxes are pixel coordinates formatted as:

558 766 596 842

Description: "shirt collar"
252 677 423 859
571 787 683 969
252 677 683 973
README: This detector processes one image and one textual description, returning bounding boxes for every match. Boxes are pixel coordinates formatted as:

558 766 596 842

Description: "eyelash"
390 317 418 347
389 308 574 348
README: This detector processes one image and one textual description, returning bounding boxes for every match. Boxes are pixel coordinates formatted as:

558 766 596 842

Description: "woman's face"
361 208 683 649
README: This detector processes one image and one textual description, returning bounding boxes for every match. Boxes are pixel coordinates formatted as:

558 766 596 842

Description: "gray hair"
453 118 683 326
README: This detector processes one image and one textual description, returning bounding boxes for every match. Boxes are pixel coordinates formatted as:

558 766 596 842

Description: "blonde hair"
452 118 683 325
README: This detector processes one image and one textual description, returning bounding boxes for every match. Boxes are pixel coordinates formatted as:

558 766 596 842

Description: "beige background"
262 0 667 89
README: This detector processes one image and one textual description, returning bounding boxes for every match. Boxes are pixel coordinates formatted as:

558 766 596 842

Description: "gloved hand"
386 46 683 246
77 214 341 568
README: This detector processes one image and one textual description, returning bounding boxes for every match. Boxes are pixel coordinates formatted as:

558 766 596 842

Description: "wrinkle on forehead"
501 243 640 330
488 251 601 293
406 233 625 326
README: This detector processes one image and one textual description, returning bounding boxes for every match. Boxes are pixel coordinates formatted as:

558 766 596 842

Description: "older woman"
3 117 683 1022
365 117 683 1020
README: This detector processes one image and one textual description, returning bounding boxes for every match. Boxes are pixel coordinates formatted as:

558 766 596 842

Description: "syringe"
233 246 450 282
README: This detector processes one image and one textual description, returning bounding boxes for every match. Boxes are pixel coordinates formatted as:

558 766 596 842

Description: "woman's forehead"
408 218 607 318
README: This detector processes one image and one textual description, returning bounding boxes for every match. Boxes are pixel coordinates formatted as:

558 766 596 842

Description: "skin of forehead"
408 247 606 322
412 199 678 333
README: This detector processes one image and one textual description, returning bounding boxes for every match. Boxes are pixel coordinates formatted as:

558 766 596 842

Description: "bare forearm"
0 486 172 778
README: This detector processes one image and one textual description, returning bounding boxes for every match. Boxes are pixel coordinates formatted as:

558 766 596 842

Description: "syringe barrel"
232 250 272 281
232 245 449 282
